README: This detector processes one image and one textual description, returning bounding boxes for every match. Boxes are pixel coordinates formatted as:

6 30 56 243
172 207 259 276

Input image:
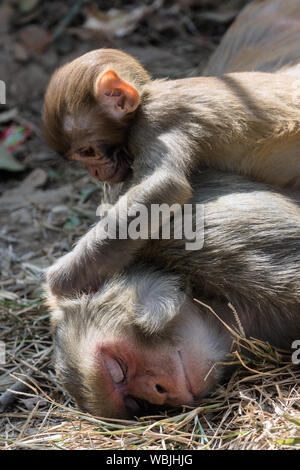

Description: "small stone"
48 205 70 226
29 151 58 162
20 397 48 411
12 42 30 62
0 4 13 32
0 248 13 272
19 25 50 53
21 168 48 189
9 208 32 225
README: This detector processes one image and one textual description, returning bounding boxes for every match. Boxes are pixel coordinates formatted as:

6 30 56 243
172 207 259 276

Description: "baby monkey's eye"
78 146 96 158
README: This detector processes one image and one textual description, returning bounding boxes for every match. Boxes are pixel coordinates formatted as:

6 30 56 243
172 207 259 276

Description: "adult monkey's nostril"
155 384 166 394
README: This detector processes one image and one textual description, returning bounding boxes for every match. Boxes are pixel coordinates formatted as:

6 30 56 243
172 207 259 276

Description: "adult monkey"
44 0 300 297
45 0 300 417
46 171 300 418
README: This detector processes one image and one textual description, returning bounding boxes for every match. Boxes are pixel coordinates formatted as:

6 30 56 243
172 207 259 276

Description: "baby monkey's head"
43 49 150 183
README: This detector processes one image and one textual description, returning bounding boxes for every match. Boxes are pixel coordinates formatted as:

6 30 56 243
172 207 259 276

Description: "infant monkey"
44 47 300 295
45 48 300 188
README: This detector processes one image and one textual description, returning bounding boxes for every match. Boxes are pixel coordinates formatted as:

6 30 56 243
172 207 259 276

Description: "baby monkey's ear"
95 70 140 119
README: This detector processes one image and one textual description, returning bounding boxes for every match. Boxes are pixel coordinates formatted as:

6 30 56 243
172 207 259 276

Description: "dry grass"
0 294 299 450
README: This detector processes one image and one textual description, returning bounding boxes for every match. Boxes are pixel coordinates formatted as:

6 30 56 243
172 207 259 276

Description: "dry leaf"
0 290 19 301
0 108 18 124
0 146 25 172
21 168 48 189
178 0 218 6
0 4 13 31
12 42 30 62
19 25 51 53
199 10 238 23
17 0 40 14
83 5 154 38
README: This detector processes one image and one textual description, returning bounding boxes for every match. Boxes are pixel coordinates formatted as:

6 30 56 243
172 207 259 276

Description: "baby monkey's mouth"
70 145 133 184
107 146 133 183
108 158 132 183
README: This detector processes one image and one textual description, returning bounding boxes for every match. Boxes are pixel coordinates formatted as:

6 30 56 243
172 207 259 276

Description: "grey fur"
48 171 300 417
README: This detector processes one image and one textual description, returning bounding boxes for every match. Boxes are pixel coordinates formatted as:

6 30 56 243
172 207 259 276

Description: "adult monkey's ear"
95 70 140 119
128 271 186 335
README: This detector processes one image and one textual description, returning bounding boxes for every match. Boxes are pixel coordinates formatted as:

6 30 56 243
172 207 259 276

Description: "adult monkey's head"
43 49 150 183
47 268 229 419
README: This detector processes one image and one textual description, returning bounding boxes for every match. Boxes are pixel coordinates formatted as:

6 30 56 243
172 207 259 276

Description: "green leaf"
275 437 300 446
48 169 66 180
0 146 25 171
81 186 97 203
64 214 81 228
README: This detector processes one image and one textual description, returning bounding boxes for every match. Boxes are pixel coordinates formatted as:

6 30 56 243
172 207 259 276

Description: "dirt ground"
0 0 299 450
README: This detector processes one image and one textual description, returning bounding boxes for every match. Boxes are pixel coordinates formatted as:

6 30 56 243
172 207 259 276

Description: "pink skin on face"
94 331 216 416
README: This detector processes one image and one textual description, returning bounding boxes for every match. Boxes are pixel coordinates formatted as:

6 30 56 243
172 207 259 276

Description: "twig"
52 0 90 41
0 372 33 413
228 302 246 337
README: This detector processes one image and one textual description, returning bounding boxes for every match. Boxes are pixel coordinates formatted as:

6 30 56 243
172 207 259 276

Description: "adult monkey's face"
48 271 229 418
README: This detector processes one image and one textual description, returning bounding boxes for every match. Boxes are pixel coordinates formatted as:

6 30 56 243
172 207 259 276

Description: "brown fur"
44 55 300 188
204 0 300 76
43 49 150 154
